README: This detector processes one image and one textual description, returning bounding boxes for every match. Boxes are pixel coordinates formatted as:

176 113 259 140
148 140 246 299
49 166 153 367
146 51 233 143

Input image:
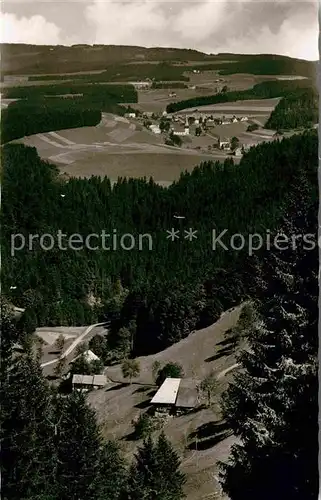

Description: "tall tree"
54 391 102 500
219 200 318 500
121 359 140 384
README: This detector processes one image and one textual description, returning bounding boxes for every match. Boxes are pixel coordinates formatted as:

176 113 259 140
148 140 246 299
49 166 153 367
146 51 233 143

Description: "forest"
166 79 314 113
2 130 317 357
1 83 138 144
265 87 318 130
1 158 318 500
28 62 190 83
1 100 102 144
2 83 137 102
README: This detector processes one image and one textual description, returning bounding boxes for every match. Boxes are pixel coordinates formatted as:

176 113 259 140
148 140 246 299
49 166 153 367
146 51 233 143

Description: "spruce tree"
54 391 102 500
219 204 318 499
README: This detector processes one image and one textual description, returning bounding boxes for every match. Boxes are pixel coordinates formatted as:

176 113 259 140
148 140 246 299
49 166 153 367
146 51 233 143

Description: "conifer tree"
54 391 102 500
219 203 318 500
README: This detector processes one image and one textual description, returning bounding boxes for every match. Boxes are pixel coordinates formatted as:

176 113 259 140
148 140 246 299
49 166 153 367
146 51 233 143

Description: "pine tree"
94 440 128 500
155 432 186 499
127 436 159 500
54 391 102 500
127 434 186 500
219 207 318 500
1 352 56 499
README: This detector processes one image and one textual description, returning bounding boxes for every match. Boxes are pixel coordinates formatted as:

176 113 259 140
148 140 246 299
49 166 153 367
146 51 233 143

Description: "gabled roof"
151 378 181 405
72 374 94 385
175 378 200 408
73 350 99 363
93 374 107 386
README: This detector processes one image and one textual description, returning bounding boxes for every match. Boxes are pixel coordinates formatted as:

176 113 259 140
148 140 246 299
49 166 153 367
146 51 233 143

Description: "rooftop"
93 374 107 386
72 374 94 385
73 350 100 363
175 378 200 409
151 378 181 405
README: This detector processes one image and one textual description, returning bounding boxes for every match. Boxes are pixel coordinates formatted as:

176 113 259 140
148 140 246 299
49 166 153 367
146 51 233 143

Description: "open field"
13 112 235 183
88 305 243 500
11 97 279 184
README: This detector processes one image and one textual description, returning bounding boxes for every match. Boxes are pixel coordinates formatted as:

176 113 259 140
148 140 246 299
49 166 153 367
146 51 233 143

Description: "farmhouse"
149 124 161 134
72 374 107 392
172 125 189 136
125 112 136 118
217 136 231 150
234 147 243 157
151 377 199 414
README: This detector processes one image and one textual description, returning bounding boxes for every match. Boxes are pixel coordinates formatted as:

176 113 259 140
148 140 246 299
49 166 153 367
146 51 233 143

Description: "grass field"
88 305 244 500
14 112 236 183
12 96 279 184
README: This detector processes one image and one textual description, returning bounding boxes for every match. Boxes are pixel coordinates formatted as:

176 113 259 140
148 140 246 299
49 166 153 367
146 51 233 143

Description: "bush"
156 362 184 386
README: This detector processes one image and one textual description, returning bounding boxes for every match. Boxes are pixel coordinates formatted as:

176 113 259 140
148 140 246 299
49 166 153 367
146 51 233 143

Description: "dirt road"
40 322 107 368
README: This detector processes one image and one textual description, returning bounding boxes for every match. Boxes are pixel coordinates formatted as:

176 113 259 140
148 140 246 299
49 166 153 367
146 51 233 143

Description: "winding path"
40 322 107 368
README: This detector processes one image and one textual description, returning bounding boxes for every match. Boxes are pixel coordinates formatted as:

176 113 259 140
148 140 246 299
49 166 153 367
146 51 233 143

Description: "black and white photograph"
1 1 319 499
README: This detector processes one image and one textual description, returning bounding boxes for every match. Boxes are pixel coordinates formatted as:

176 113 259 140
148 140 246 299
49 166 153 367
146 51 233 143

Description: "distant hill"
1 44 317 78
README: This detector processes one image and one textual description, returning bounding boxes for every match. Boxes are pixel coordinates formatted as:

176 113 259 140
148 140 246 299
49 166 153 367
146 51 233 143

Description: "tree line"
265 87 318 130
2 130 317 357
1 83 138 144
2 83 137 102
166 79 314 113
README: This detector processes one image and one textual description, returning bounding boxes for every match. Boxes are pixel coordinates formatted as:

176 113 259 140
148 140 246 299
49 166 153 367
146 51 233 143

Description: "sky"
1 0 319 61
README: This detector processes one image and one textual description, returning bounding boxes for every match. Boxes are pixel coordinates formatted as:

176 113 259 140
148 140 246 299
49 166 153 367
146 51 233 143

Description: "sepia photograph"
1 1 319 499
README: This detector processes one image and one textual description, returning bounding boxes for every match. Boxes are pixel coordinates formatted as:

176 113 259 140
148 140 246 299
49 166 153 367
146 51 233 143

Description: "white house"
172 124 189 136
126 112 136 118
149 124 161 134
240 116 248 122
218 136 230 149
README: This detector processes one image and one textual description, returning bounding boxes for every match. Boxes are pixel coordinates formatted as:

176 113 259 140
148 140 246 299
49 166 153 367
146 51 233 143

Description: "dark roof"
175 378 200 408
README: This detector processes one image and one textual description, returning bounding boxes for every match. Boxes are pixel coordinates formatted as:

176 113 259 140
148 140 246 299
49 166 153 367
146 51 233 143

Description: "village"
124 104 282 157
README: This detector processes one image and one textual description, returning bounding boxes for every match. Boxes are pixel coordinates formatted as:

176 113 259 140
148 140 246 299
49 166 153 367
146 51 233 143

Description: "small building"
234 147 243 157
240 116 248 122
72 373 107 391
72 374 95 392
151 378 181 413
172 128 189 136
218 136 230 150
126 112 136 118
151 377 199 414
149 124 161 134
